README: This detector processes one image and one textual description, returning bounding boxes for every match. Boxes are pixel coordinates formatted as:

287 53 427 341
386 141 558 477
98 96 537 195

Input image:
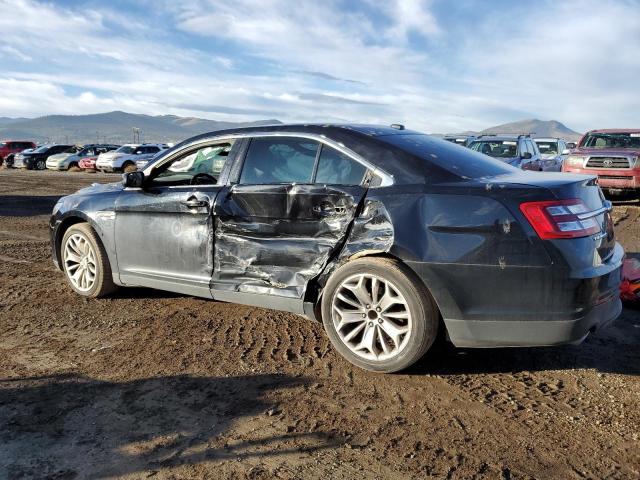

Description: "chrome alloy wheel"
63 233 98 292
331 273 412 361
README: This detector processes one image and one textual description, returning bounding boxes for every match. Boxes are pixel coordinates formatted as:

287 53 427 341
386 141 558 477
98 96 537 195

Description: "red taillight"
520 199 601 239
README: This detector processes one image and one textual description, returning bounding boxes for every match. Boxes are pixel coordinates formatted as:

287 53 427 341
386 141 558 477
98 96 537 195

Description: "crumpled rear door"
212 183 366 298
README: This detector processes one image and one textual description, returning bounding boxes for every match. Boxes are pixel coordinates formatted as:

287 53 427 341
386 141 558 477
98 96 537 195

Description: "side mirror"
522 152 532 159
122 171 144 188
566 142 576 149
561 149 571 155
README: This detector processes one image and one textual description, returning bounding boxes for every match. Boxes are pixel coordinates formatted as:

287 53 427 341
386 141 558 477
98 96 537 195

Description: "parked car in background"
0 140 36 167
562 129 640 198
47 144 119 171
50 124 622 373
116 144 168 172
443 135 477 147
534 137 569 172
78 155 99 171
14 144 74 170
469 134 542 170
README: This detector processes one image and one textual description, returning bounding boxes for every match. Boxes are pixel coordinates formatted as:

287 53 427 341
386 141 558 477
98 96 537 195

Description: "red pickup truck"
0 140 36 167
562 129 640 198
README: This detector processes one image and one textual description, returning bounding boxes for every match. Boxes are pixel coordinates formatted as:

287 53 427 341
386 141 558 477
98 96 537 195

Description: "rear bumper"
563 166 640 192
443 295 622 347
407 242 624 348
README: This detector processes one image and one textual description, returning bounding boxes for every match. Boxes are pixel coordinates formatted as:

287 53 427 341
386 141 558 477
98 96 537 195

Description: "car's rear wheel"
321 257 438 373
36 159 46 170
61 223 117 298
123 162 137 173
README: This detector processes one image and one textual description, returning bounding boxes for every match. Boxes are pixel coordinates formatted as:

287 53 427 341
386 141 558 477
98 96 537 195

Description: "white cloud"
0 0 638 133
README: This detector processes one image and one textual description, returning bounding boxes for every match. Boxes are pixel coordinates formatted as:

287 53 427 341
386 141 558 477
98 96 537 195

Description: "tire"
68 163 80 172
61 223 117 298
123 162 137 173
36 159 46 170
321 257 438 373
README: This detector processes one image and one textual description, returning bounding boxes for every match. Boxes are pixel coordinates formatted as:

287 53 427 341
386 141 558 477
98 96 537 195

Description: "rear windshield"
384 134 514 179
580 132 640 149
469 140 518 158
534 141 558 154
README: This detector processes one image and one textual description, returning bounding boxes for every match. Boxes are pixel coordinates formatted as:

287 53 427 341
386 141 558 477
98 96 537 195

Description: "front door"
212 136 369 310
114 140 238 298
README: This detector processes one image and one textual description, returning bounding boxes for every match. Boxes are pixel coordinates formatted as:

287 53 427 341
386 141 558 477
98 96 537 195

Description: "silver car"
534 138 570 172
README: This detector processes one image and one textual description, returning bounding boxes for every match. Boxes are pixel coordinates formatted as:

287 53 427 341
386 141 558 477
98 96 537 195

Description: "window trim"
145 132 393 187
142 138 239 188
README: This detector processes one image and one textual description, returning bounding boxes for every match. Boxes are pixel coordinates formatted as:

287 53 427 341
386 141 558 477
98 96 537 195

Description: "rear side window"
240 137 319 184
388 134 515 179
315 146 367 185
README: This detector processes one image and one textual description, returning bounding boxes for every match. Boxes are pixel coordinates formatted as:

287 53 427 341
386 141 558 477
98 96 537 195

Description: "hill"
0 111 282 144
480 119 582 141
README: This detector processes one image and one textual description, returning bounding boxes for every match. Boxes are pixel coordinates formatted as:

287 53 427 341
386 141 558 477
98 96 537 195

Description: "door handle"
181 197 209 209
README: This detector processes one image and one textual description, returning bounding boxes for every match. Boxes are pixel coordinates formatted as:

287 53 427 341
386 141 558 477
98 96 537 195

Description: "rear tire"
61 223 117 298
321 257 438 373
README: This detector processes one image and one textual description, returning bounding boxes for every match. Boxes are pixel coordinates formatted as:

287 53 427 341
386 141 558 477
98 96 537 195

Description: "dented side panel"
212 183 367 298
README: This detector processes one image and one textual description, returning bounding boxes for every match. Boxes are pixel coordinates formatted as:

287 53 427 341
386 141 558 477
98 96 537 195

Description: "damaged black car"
50 124 624 372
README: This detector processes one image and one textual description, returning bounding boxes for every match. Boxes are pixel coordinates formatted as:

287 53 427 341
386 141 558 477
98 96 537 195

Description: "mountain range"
0 112 582 144
0 111 281 144
453 118 582 142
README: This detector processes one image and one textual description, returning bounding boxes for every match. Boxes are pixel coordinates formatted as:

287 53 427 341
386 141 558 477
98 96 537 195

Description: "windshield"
64 146 79 153
580 132 640 149
0 142 6 148
382 134 514 179
534 141 558 155
115 146 136 154
33 145 51 153
469 140 518 158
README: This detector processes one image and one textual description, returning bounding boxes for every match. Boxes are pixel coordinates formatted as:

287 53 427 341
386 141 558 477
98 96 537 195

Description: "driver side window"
150 141 234 186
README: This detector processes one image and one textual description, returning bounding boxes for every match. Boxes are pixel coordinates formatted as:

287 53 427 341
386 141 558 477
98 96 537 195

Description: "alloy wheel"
63 233 98 292
331 273 412 361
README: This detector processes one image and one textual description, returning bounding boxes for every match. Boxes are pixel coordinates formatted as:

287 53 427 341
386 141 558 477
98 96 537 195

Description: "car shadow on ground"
409 306 640 377
0 373 341 478
0 195 63 216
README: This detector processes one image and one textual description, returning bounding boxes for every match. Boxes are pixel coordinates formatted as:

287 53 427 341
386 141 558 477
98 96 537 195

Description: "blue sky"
0 0 639 132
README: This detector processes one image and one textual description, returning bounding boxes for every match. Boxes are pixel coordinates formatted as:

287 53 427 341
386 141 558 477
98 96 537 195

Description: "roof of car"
534 137 561 142
473 135 526 141
587 128 640 134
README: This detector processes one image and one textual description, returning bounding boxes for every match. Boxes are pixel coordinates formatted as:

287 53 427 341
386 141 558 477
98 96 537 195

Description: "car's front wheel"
321 257 438 373
123 161 137 173
61 223 117 297
36 159 46 170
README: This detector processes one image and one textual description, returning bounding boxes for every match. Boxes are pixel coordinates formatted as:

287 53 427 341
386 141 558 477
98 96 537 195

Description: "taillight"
520 199 601 239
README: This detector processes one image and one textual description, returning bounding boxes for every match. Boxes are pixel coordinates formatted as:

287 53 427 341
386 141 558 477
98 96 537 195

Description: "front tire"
321 257 438 373
61 223 117 298
36 159 46 170
123 161 136 173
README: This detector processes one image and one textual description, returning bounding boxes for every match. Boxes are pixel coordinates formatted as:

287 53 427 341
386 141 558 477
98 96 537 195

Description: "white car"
96 144 167 172
534 138 570 172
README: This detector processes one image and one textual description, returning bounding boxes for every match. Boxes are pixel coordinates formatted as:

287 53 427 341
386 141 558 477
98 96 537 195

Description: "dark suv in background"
14 144 74 170
0 140 36 167
470 134 542 170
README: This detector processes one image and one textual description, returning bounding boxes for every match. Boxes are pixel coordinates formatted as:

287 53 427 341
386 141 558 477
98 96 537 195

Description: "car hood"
98 152 124 161
573 147 640 157
75 182 124 195
48 152 73 161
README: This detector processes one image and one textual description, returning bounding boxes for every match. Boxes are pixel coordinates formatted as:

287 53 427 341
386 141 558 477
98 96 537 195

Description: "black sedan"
16 144 74 170
49 125 623 372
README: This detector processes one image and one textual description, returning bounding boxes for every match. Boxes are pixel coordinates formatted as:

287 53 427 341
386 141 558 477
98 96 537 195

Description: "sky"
0 0 639 133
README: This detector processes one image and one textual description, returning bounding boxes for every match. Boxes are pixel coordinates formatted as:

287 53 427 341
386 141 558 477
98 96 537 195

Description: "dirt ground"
0 169 638 480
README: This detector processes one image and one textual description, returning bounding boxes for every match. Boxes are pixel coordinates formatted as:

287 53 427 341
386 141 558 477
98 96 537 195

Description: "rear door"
212 135 369 309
